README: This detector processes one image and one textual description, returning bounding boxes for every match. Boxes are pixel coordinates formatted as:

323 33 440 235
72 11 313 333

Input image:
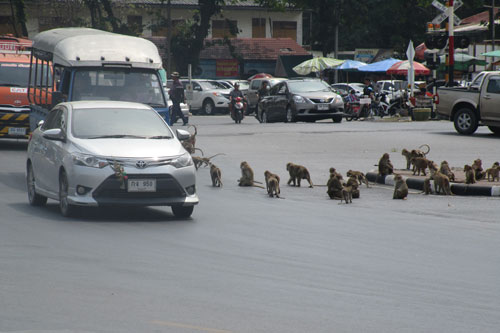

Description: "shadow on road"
10 202 195 223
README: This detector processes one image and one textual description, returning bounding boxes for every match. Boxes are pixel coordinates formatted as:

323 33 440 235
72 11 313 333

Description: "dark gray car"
258 78 345 123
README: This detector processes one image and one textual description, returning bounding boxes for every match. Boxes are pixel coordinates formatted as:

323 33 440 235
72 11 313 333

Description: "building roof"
200 38 310 61
122 0 299 10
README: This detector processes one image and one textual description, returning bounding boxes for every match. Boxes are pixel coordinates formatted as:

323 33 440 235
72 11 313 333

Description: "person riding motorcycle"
229 83 247 120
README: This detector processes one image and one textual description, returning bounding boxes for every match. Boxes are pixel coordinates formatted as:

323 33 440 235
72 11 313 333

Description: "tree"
9 0 28 37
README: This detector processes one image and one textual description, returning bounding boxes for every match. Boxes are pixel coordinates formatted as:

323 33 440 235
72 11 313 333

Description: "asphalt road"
1 116 499 333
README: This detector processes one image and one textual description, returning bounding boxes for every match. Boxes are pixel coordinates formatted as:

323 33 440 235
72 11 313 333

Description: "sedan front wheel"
27 163 47 206
59 171 77 217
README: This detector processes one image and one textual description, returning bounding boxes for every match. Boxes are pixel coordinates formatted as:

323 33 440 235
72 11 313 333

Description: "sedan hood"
72 138 185 158
298 91 340 100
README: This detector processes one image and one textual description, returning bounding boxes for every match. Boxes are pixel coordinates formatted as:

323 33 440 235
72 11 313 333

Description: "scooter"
232 97 245 124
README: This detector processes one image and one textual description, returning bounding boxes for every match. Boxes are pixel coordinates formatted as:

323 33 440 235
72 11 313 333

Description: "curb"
366 171 500 197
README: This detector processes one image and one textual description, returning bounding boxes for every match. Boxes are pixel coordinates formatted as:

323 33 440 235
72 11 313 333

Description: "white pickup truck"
436 71 500 135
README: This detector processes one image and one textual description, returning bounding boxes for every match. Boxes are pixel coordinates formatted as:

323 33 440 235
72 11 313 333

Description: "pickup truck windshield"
72 69 166 106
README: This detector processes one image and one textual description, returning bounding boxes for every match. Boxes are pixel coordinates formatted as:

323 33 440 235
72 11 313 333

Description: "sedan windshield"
288 80 333 93
71 107 173 139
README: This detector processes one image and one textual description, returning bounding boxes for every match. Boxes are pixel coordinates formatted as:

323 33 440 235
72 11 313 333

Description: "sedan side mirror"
176 129 191 141
42 128 66 141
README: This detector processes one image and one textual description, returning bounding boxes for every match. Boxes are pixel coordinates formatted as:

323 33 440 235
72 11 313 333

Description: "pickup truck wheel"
488 126 500 136
202 99 215 115
453 108 478 135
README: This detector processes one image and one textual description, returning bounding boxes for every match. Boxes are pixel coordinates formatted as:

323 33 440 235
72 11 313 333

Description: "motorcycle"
371 92 390 117
231 97 245 124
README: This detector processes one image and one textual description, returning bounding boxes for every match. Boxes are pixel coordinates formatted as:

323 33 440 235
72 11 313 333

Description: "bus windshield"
71 69 166 106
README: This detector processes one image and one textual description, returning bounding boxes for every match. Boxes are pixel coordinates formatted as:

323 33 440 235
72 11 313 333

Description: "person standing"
169 72 188 125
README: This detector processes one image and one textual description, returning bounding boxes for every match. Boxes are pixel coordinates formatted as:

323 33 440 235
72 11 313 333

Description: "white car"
26 101 199 218
168 79 231 115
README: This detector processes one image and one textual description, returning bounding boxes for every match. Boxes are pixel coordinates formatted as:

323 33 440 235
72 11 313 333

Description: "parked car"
168 79 231 115
331 83 364 97
436 71 500 135
26 101 199 218
247 77 286 113
257 78 345 123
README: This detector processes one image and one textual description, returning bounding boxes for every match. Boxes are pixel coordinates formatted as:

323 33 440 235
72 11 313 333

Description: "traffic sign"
431 0 462 25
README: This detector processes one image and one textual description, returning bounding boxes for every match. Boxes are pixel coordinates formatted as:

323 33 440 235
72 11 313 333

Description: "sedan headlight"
334 95 343 104
72 152 109 168
293 95 306 104
171 152 193 168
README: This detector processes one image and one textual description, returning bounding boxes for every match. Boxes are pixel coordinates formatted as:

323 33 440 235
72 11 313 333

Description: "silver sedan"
26 101 199 218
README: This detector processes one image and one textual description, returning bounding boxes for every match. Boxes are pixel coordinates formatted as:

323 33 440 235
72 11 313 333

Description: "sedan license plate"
317 104 329 110
8 127 27 136
128 179 156 192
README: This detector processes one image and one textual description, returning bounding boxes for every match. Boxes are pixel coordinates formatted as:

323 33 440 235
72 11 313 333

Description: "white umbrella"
293 57 344 75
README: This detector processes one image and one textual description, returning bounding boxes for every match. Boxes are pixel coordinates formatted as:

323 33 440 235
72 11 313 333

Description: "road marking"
151 320 233 333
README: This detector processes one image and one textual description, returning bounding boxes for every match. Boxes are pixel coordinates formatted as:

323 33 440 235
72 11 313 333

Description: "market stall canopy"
292 57 344 75
357 58 400 72
437 53 487 71
337 59 367 71
386 60 431 76
481 50 500 57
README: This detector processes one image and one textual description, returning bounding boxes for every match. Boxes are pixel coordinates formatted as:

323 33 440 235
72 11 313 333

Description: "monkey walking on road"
210 163 222 187
286 162 313 187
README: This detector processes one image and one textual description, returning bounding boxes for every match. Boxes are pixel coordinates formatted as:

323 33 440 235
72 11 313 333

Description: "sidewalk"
366 169 500 196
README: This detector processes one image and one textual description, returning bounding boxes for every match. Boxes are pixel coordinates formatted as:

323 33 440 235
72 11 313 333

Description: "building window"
272 21 297 41
252 18 266 38
212 20 238 38
152 19 184 37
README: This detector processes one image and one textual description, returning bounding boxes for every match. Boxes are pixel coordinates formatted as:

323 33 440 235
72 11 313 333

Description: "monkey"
393 174 408 199
264 170 281 194
193 153 225 170
340 184 353 204
378 153 394 176
464 164 476 184
267 176 281 198
422 177 433 195
401 144 430 170
182 141 204 155
346 175 360 199
326 173 343 199
186 124 198 148
210 163 222 187
439 160 455 182
485 162 500 182
411 157 431 176
471 158 485 180
238 161 265 188
429 163 452 195
346 169 370 188
286 162 313 188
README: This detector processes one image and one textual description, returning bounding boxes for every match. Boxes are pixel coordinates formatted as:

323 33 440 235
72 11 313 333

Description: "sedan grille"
310 98 334 104
106 157 174 169
92 174 185 204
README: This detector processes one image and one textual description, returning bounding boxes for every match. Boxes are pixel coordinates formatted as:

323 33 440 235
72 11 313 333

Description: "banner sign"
216 59 238 77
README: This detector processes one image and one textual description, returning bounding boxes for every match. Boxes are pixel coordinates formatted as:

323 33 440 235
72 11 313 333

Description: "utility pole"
448 0 455 86
167 0 172 74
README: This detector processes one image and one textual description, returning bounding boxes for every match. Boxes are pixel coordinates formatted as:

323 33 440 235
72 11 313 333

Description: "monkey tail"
194 147 204 156
419 144 430 155
188 124 197 136
206 153 226 160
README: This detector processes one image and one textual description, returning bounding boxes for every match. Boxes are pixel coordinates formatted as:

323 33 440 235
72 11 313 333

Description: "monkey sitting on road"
393 174 408 199
286 162 313 187
464 164 476 184
439 160 455 182
326 173 343 199
340 184 353 204
210 163 222 187
429 163 452 195
471 158 485 181
238 161 264 188
264 170 281 195
422 177 433 195
267 176 281 198
485 162 500 182
378 153 394 176
346 175 360 199
346 169 370 188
